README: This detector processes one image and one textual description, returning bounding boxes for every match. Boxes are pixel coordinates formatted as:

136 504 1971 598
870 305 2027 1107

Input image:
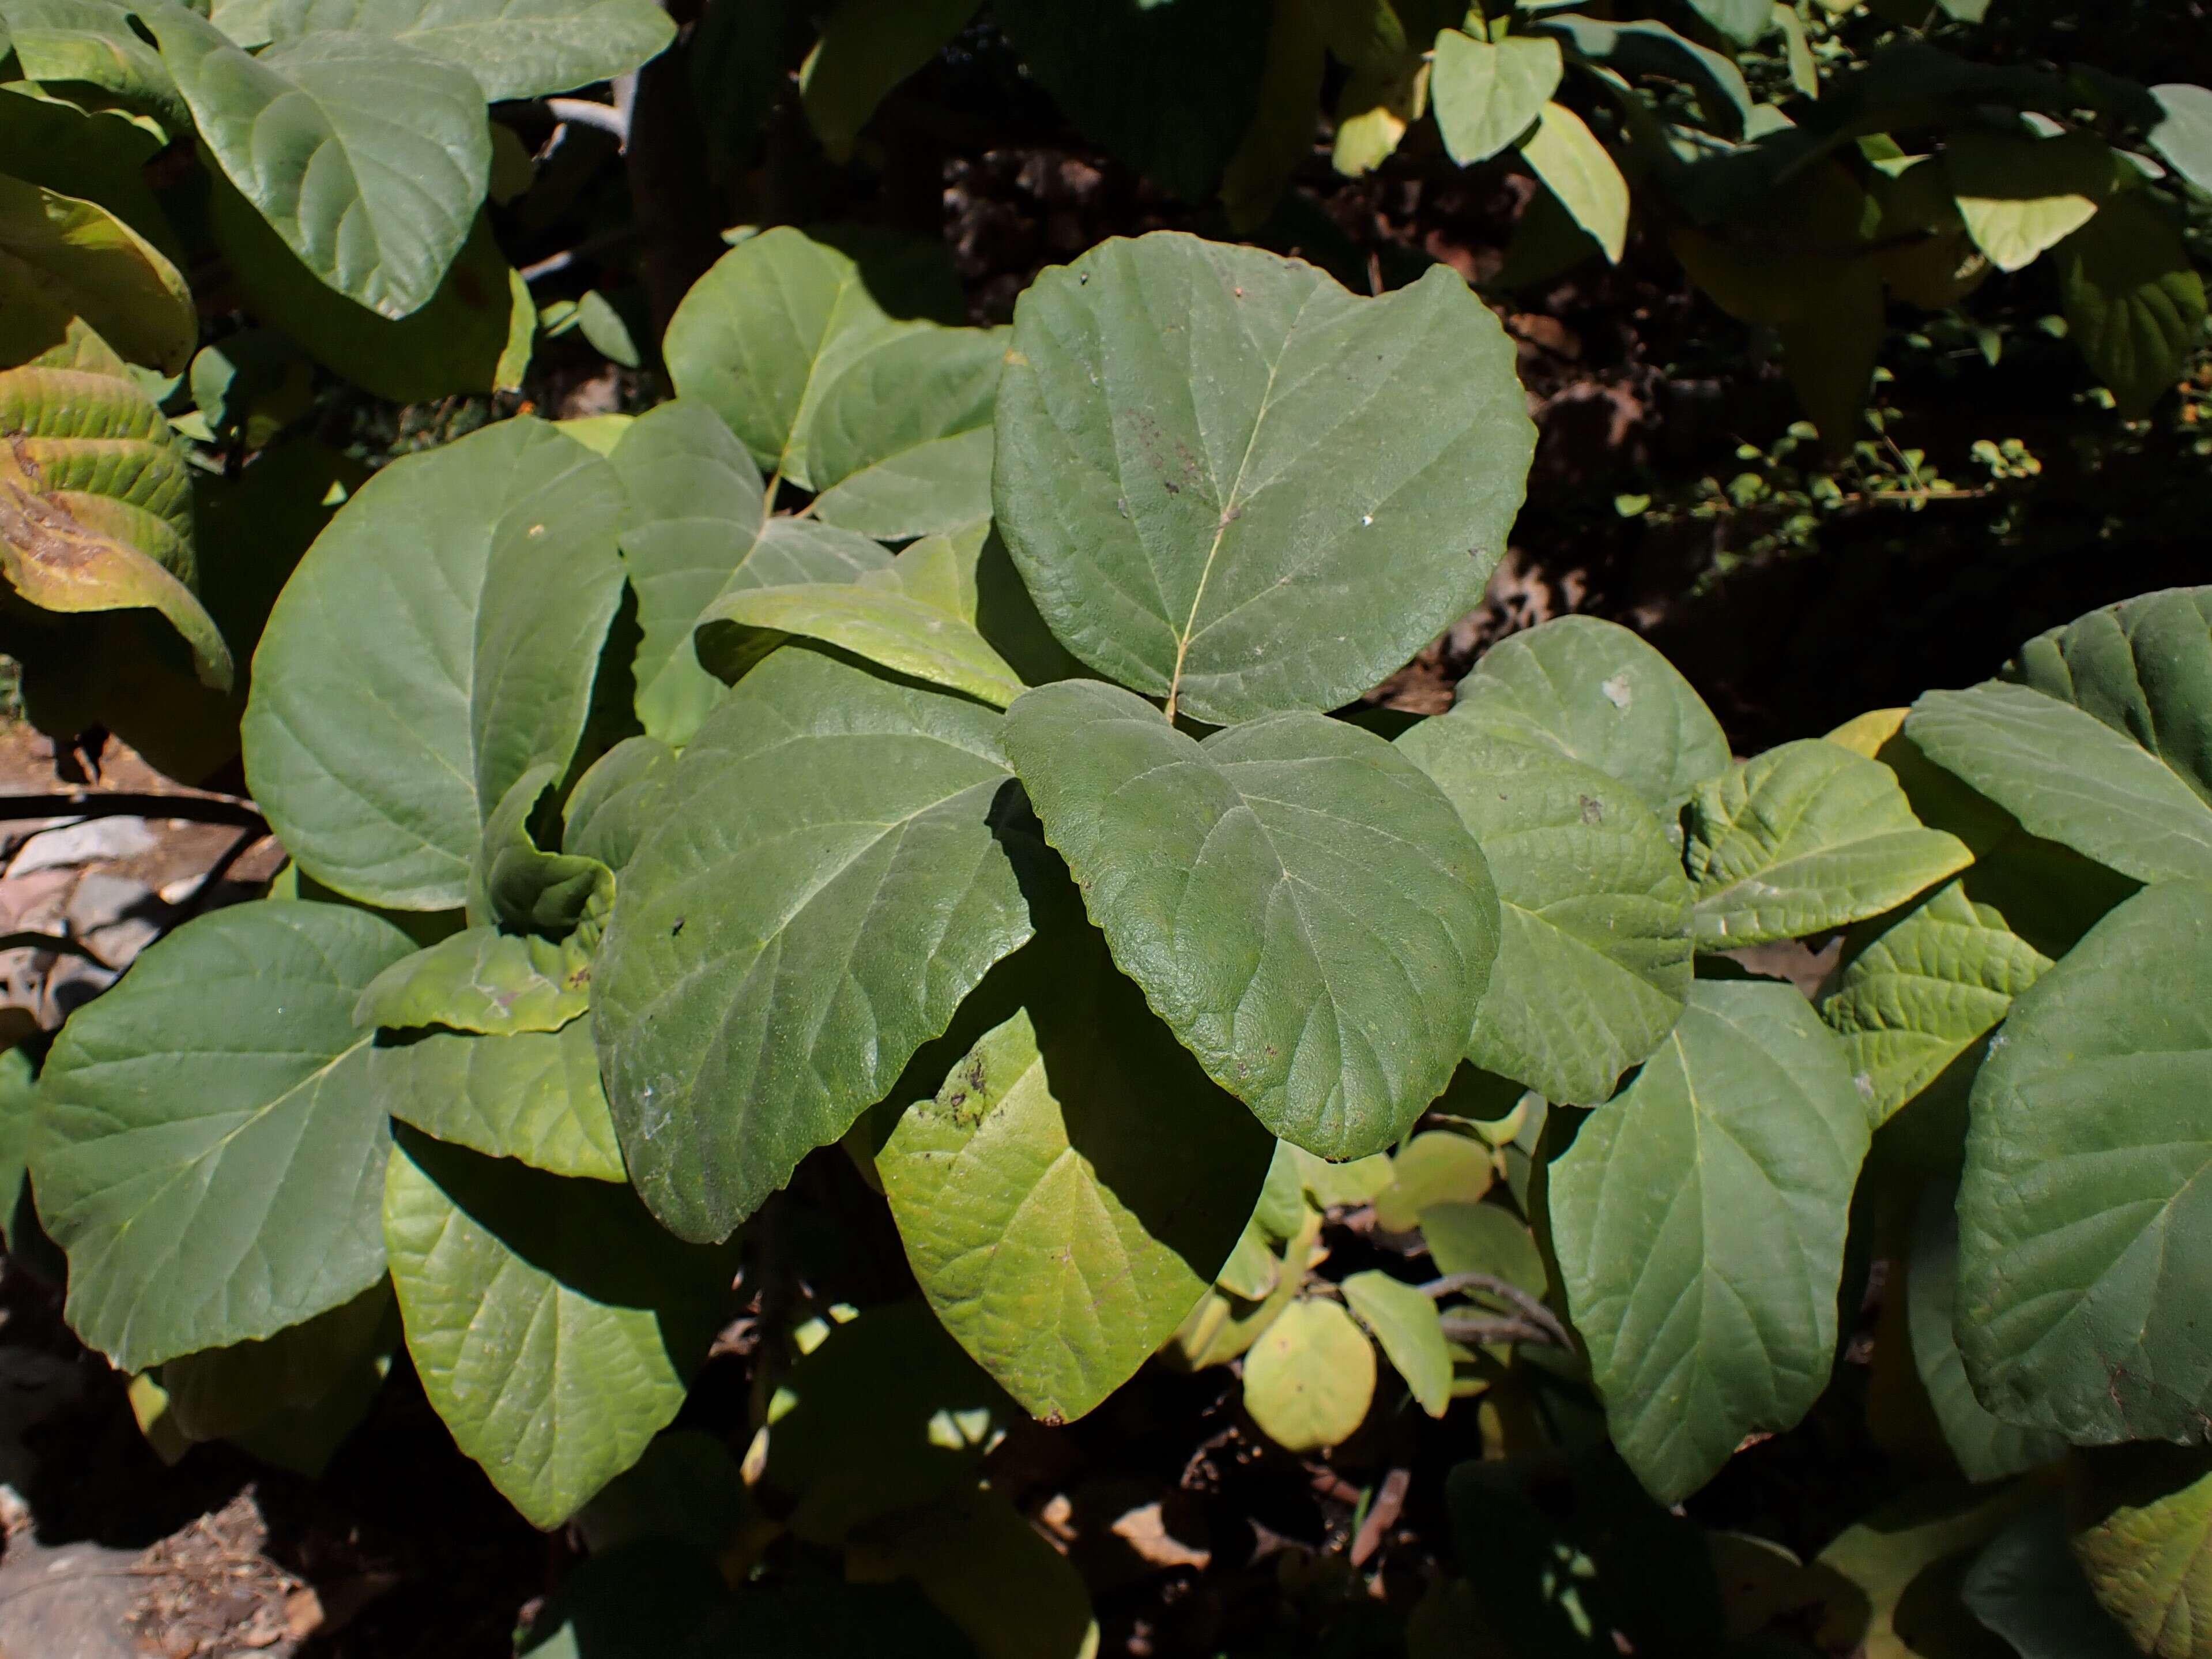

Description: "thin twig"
545 97 630 144
1439 1313 1561 1348
0 792 265 828
518 223 644 284
1422 1272 1574 1348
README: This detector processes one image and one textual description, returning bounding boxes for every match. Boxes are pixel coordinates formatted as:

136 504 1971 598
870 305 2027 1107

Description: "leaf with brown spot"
0 318 228 689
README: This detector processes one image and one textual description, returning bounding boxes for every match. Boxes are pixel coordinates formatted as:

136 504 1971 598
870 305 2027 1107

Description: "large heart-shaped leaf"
1431 31 1560 166
144 0 489 318
372 1018 622 1182
993 232 1533 724
1684 740 1972 947
1004 678 1499 1160
1956 881 2212 1444
1399 717 1692 1105
1448 616 1731 815
1521 102 1629 265
0 172 191 371
1548 980 1871 1503
1906 1184 2065 1484
594 649 1032 1242
662 227 962 490
32 901 415 1372
878 847 1272 1425
699 530 1025 710
806 325 1004 541
268 0 674 101
1820 879 2051 1130
211 180 532 404
384 1127 734 1529
0 316 229 689
2070 1446 2212 1659
1909 649 2212 890
609 397 888 744
244 416 627 909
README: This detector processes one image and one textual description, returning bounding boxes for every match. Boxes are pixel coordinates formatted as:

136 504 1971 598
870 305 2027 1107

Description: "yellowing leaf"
1243 1296 1376 1451
0 171 192 371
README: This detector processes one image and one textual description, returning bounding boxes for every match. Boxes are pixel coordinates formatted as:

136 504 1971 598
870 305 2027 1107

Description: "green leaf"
699 532 1026 709
2150 84 2212 194
1287 1141 1395 1210
1685 740 1972 949
0 0 186 130
1962 1504 2138 1659
0 173 192 372
1956 881 2212 1445
1331 51 1426 177
0 83 172 248
1947 127 2117 274
753 1299 1013 1545
1431 32 1561 166
1422 1200 1545 1293
805 325 1004 541
2057 189 2208 417
1242 1296 1375 1451
385 1127 734 1529
1906 684 2212 889
1905 1184 2064 1485
1219 0 1326 233
159 1282 395 1442
1681 0 1774 47
607 398 888 746
244 417 627 909
267 0 674 101
990 0 1272 201
1004 678 1500 1160
144 1 491 318
2070 1446 2212 1659
373 1018 623 1182
1447 616 1731 815
1809 1481 2045 1659
594 649 1032 1242
662 227 962 490
356 926 591 1036
1819 879 2052 1130
212 182 533 403
798 0 980 162
562 735 677 875
0 319 229 690
1341 1270 1452 1416
993 231 1533 724
879 872 1274 1421
1531 14 1753 139
1780 255 1883 453
1547 980 1872 1503
33 901 415 1372
470 763 614 939
1399 718 1693 1105
1373 1131 1494 1233
858 1487 1100 1659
